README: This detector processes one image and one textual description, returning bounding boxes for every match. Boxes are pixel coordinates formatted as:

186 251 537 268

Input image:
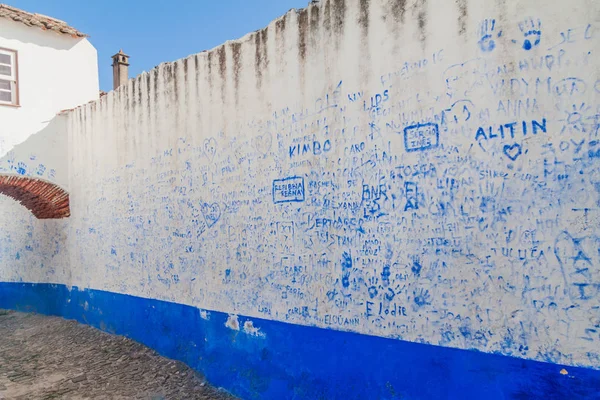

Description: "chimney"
111 49 129 90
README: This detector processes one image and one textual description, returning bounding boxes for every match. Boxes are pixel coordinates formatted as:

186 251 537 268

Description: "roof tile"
0 4 86 38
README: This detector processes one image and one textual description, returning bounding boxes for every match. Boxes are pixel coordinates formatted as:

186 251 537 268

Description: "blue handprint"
36 164 46 176
341 251 352 270
478 18 502 52
514 18 542 50
16 162 26 175
341 270 350 288
411 257 422 276
367 276 379 299
413 288 432 307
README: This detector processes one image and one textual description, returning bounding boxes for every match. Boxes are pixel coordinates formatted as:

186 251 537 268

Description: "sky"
8 0 310 92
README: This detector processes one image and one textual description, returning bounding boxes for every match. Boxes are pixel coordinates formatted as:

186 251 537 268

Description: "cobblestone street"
0 310 237 399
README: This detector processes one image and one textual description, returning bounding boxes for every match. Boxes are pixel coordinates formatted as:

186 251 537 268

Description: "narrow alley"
0 310 235 399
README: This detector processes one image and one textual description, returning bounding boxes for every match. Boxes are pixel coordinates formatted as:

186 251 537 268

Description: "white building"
0 3 98 188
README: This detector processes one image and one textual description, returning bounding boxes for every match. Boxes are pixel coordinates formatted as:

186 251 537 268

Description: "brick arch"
0 175 70 219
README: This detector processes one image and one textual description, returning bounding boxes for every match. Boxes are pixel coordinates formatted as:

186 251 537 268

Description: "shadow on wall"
0 115 68 188
0 115 70 219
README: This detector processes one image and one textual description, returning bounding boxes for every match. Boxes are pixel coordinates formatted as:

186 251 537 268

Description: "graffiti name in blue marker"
403 122 440 152
273 176 305 204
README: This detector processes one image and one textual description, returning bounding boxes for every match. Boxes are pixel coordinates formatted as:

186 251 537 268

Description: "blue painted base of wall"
0 282 598 400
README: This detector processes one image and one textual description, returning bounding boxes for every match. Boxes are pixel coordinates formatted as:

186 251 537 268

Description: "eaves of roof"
0 4 87 38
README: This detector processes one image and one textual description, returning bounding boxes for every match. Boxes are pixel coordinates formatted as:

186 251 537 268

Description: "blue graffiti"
503 143 523 161
554 231 599 301
367 277 379 299
411 259 422 276
16 162 26 175
475 118 547 141
273 177 305 204
200 202 221 228
341 251 353 289
554 77 587 97
203 138 217 160
341 251 352 270
404 182 419 211
514 18 542 50
478 19 502 52
363 89 390 112
413 288 431 307
289 140 332 158
403 123 440 152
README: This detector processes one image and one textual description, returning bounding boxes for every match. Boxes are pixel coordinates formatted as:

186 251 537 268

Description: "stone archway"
0 175 69 219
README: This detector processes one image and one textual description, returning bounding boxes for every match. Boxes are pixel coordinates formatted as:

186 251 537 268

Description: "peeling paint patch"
199 309 210 320
243 320 266 338
225 314 239 331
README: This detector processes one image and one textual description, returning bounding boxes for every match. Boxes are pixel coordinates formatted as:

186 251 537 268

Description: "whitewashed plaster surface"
0 18 97 291
3 0 600 369
0 18 99 188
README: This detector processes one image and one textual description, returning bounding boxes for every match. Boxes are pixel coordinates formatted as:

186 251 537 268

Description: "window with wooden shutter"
0 48 18 106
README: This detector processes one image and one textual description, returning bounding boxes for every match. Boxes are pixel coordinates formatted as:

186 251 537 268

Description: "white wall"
0 17 97 298
5 0 600 370
0 18 98 188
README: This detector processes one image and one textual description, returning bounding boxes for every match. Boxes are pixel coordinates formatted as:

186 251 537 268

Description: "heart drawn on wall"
503 143 522 161
201 202 221 228
252 133 273 155
203 138 217 160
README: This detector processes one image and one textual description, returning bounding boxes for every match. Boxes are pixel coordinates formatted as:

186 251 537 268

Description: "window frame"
0 47 19 107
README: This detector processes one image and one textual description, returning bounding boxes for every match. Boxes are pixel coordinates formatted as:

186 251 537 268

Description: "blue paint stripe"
0 282 598 399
